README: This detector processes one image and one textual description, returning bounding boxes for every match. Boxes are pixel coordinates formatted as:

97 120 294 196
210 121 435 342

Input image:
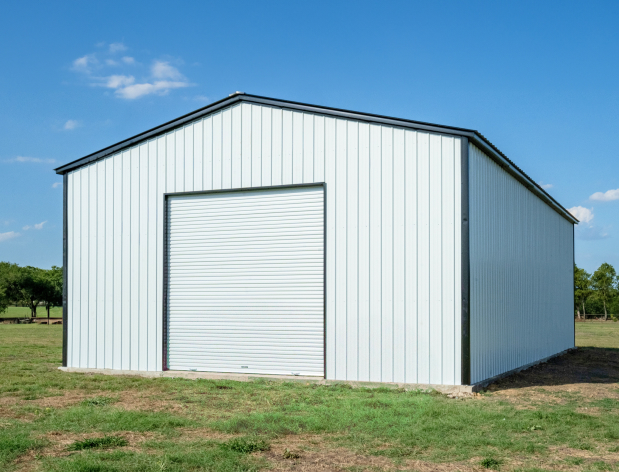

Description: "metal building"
55 93 576 387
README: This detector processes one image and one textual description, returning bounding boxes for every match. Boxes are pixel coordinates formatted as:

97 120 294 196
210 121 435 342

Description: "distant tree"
42 266 63 322
0 262 20 314
6 266 47 318
591 263 618 321
574 264 592 319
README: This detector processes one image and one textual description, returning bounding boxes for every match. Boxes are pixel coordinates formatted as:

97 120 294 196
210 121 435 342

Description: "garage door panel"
167 186 324 376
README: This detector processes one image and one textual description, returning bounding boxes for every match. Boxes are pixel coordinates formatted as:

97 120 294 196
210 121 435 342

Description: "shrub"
221 437 270 454
481 457 501 470
68 435 128 451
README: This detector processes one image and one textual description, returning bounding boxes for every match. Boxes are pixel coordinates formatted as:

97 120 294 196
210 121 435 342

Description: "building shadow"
484 347 619 392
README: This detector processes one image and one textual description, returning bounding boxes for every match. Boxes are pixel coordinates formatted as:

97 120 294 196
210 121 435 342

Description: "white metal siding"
166 186 324 376
469 144 574 384
66 102 462 385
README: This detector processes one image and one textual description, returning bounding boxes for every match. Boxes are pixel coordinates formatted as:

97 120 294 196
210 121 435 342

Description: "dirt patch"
0 397 24 419
11 431 159 472
262 437 619 471
484 348 619 403
539 446 619 471
114 389 187 413
2 388 186 414
42 430 159 457
261 435 478 472
30 391 92 409
549 445 619 460
0 392 95 420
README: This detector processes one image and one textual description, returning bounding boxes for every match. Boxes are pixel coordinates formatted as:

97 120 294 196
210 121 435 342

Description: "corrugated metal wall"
66 102 463 385
469 144 574 384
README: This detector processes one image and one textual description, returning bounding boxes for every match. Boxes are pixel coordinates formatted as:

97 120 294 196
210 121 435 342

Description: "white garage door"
166 185 324 376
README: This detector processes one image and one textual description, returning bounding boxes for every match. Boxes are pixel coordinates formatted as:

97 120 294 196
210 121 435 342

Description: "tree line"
0 263 63 318
575 262 619 320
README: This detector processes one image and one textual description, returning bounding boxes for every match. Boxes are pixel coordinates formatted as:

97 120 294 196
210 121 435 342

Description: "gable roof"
54 92 577 224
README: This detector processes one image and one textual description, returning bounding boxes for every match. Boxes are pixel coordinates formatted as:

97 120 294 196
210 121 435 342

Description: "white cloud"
109 42 127 53
104 75 135 88
152 61 183 80
72 54 97 73
52 182 62 189
71 46 193 99
22 221 47 231
0 231 19 242
5 156 55 164
103 62 191 99
590 188 619 202
568 206 593 224
568 206 611 240
64 119 79 130
115 80 190 99
538 182 553 189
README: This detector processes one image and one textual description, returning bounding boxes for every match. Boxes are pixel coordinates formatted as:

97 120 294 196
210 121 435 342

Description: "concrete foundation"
58 348 574 395
58 367 476 395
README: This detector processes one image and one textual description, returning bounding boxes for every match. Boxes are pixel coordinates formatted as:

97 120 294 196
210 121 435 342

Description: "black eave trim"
62 174 68 367
461 138 471 386
53 93 577 225
162 182 327 375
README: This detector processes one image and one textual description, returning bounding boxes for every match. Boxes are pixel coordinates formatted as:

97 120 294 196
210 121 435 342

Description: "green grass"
0 323 618 471
576 321 619 348
0 306 62 319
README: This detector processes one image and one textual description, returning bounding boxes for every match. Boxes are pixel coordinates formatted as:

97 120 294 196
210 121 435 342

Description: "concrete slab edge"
57 367 475 395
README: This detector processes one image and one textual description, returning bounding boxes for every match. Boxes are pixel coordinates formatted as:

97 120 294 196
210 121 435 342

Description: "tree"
0 262 21 314
0 262 20 314
574 264 592 319
42 266 63 323
591 263 618 321
6 266 47 318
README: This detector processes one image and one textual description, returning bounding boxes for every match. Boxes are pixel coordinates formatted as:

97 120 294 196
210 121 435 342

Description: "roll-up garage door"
166 185 324 376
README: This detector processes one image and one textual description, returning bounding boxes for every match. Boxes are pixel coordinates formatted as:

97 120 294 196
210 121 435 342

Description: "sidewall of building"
469 144 574 385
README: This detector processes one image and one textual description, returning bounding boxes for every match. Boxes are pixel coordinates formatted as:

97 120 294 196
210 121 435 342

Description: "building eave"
54 93 577 224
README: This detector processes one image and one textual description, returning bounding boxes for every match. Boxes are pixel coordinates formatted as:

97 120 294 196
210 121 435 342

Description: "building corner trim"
573 225 576 348
461 138 471 385
162 194 169 371
62 174 68 367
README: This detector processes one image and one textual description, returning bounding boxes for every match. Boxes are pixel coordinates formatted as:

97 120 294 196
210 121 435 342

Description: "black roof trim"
54 93 577 224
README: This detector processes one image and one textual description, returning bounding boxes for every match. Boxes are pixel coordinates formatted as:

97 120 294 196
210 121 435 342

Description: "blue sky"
0 1 617 274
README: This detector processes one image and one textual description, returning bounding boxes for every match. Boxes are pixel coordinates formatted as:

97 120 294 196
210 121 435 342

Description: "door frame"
162 182 327 377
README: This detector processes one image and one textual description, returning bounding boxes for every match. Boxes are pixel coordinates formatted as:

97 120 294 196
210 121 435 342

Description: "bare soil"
261 435 479 472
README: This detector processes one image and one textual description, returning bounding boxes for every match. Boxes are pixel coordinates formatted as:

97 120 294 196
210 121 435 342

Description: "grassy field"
0 324 618 471
576 321 619 348
0 306 63 319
